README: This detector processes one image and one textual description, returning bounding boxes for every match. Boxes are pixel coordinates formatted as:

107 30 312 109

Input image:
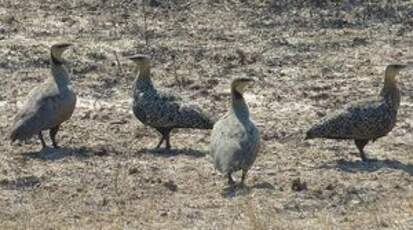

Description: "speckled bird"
306 64 409 161
210 78 260 186
9 43 76 149
129 54 214 149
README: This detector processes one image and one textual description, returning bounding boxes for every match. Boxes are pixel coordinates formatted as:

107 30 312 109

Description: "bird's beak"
128 54 149 62
241 79 255 92
61 43 73 49
128 55 137 61
405 63 413 70
246 79 255 88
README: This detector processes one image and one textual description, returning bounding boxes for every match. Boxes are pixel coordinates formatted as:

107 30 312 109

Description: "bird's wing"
158 90 180 102
209 114 231 157
145 91 213 129
175 102 214 129
210 116 243 171
246 122 260 155
10 85 63 139
308 98 391 139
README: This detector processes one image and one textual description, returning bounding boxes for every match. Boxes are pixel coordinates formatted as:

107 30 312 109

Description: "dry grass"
1 0 413 229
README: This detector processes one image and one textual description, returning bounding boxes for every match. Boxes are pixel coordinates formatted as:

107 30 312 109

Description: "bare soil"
1 0 413 229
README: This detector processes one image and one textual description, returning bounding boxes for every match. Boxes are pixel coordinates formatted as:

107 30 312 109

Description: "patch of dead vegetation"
1 0 413 229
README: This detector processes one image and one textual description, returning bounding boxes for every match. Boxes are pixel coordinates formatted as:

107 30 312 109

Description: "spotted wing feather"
133 90 214 130
306 98 396 140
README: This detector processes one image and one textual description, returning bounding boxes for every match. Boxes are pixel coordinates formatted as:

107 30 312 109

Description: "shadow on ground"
221 181 276 198
319 158 413 176
135 147 207 158
0 175 42 190
222 184 251 198
23 146 99 160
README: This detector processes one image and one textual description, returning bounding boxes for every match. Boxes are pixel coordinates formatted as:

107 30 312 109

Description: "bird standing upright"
306 64 409 161
210 77 260 186
129 54 214 150
9 43 76 149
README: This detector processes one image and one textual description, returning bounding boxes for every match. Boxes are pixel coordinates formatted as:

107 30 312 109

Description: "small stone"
128 167 139 175
163 180 178 192
326 184 334 190
291 178 307 192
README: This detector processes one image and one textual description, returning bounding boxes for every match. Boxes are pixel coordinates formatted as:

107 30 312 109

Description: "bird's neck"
231 90 250 119
134 65 154 90
380 72 400 109
50 54 70 87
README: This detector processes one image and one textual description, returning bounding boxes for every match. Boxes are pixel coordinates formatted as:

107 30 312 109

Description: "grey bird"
210 78 260 186
129 54 215 149
9 43 76 149
306 64 409 161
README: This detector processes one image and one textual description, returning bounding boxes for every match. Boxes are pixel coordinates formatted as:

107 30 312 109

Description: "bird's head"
385 64 407 77
129 54 151 69
231 77 255 94
51 43 72 62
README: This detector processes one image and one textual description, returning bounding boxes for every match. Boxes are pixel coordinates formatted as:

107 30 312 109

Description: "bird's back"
10 81 76 142
133 86 214 130
306 97 397 140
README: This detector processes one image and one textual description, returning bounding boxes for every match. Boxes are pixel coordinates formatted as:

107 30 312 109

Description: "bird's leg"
155 128 172 150
241 169 248 186
228 172 235 186
165 131 171 150
155 136 165 149
38 132 47 149
355 139 369 162
155 128 166 148
49 125 60 148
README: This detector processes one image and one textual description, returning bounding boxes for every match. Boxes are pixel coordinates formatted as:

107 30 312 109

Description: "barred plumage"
9 43 76 149
130 55 215 149
210 78 260 186
306 64 408 161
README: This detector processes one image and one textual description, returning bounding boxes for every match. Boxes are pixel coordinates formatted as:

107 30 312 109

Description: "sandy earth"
1 0 413 229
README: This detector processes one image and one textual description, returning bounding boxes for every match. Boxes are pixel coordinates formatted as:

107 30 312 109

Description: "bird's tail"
304 128 316 140
205 116 216 129
8 122 33 144
194 109 216 129
181 104 217 129
9 128 18 144
197 116 215 129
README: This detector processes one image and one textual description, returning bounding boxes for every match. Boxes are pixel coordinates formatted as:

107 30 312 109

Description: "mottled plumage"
130 55 214 149
306 64 408 161
210 78 260 185
9 43 76 149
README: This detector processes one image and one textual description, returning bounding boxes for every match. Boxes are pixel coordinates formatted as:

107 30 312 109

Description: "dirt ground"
1 0 413 229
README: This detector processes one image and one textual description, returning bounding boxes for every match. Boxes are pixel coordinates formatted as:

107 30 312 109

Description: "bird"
9 42 76 149
129 54 215 149
210 77 260 186
305 64 409 161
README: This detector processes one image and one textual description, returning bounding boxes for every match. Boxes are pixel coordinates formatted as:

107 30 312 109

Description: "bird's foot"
360 158 378 167
237 181 247 189
154 145 172 152
362 158 378 162
52 141 60 149
228 174 236 187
